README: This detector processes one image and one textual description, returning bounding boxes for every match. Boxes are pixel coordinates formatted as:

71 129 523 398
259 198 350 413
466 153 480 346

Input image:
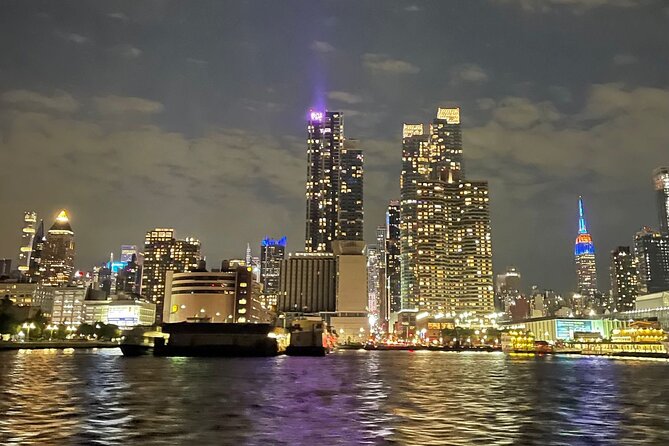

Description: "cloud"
186 57 209 66
496 0 648 13
1 90 79 113
109 44 142 58
56 31 90 45
613 53 638 66
404 5 422 12
451 63 489 84
477 98 496 110
362 53 420 74
310 40 335 53
0 92 307 267
93 96 164 115
107 12 129 21
328 91 363 104
491 97 561 129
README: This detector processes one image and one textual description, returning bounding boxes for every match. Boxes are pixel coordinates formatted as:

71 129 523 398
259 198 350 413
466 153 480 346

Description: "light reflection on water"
1 349 669 445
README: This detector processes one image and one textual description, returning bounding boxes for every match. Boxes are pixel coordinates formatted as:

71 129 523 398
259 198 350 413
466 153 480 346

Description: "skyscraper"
495 266 522 312
654 167 669 234
120 245 138 263
17 211 37 275
398 108 494 316
41 210 75 287
337 139 364 241
385 201 401 315
27 220 45 282
141 228 201 323
366 244 381 321
574 197 598 299
305 110 363 253
610 246 638 312
375 225 387 327
634 227 669 294
260 236 286 309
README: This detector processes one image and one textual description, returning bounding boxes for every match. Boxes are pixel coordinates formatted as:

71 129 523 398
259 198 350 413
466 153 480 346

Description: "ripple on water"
2 349 669 445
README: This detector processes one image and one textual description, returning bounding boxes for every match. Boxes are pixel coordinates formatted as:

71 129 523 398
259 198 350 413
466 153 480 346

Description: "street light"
46 324 55 341
22 322 36 342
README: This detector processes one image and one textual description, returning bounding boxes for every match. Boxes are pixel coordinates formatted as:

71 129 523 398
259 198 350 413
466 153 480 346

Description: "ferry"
286 318 334 356
121 323 289 357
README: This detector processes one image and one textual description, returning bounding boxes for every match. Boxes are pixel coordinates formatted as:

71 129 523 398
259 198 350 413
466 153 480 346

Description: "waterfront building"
82 293 156 329
260 236 286 309
496 266 522 312
399 109 493 317
500 316 627 342
0 282 38 306
41 210 75 287
330 240 369 341
385 201 401 315
45 286 87 325
634 227 669 294
141 228 201 323
278 252 337 313
574 197 598 301
17 211 37 275
654 167 669 234
305 110 364 253
610 246 638 312
163 266 271 324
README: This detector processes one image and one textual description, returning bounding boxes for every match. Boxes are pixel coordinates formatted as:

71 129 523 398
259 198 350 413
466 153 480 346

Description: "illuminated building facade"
141 228 201 323
260 236 286 309
366 243 382 321
41 210 75 287
399 109 493 316
163 267 271 324
385 201 401 315
375 225 387 325
305 110 364 253
574 197 598 299
654 167 669 234
634 227 669 294
26 220 45 282
120 245 138 263
610 246 638 312
495 266 522 312
48 286 86 325
17 211 37 275
278 252 337 313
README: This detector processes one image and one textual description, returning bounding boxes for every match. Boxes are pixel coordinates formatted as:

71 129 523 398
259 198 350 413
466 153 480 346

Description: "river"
1 349 668 445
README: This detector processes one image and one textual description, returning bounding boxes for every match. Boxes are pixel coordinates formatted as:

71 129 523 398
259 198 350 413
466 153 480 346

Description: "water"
1 349 669 445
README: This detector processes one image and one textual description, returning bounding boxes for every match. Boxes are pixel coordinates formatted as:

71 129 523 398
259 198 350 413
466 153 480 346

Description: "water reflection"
1 349 669 445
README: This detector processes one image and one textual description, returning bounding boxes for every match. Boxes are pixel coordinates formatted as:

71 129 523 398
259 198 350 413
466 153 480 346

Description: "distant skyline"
1 1 668 293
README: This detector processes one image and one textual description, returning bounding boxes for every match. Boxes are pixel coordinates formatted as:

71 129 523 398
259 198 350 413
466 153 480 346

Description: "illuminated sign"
402 123 424 138
556 319 593 340
436 108 460 124
310 111 324 122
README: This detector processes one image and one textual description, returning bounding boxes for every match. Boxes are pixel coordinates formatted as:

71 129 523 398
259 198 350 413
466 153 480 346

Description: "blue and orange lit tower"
574 196 598 300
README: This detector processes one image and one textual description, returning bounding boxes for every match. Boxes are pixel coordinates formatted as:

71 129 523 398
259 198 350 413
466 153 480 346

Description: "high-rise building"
385 201 401 316
120 245 138 263
278 252 337 313
610 246 638 312
574 197 598 300
654 167 669 234
17 211 37 275
305 110 363 253
305 111 342 253
374 225 387 327
27 220 45 282
117 254 140 294
458 180 494 314
141 228 201 323
338 139 364 241
495 266 522 312
260 236 286 309
634 227 669 294
41 210 75 287
366 244 382 322
398 108 493 316
0 259 11 276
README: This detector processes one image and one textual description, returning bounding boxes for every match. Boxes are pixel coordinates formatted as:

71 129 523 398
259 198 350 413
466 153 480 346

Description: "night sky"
1 0 668 294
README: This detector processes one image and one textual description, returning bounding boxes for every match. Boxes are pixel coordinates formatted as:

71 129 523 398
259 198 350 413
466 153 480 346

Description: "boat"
120 327 167 356
286 318 333 356
120 323 289 357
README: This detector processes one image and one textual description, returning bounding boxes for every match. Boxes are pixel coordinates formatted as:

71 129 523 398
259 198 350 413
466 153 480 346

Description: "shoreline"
0 341 119 350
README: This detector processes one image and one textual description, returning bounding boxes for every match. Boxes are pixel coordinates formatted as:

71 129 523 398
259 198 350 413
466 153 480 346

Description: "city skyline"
1 1 669 293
